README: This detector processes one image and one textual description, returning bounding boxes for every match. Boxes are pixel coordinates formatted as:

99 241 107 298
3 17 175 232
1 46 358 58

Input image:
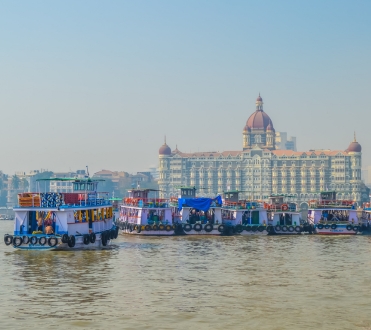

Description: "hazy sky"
1 0 370 175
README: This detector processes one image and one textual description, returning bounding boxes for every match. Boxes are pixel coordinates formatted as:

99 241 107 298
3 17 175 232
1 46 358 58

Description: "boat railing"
123 198 168 208
17 192 111 208
267 204 297 212
308 199 354 208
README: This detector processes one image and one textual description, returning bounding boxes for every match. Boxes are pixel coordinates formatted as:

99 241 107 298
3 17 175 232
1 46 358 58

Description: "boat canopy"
178 196 222 211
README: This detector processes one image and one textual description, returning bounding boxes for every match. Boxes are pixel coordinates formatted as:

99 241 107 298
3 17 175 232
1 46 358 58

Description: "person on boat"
45 225 54 235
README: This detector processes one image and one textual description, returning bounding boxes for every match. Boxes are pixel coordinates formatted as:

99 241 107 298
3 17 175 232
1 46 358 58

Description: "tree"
22 178 29 191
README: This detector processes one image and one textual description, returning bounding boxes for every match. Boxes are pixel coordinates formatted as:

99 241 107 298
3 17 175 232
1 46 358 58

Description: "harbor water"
1 221 371 329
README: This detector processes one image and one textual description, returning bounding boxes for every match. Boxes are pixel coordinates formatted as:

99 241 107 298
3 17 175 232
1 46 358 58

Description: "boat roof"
36 177 105 182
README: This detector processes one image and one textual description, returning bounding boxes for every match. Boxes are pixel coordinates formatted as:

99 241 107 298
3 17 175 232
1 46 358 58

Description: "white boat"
308 191 360 235
117 189 175 236
3 178 118 250
266 195 313 235
221 191 269 235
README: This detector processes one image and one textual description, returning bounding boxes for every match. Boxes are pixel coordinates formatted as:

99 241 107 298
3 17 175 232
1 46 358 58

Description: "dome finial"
164 135 167 144
354 131 356 142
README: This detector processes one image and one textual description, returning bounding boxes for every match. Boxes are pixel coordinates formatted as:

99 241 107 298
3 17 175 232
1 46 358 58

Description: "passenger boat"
359 204 371 235
117 189 175 236
3 178 118 250
174 187 225 235
221 191 269 235
308 191 360 235
266 195 313 235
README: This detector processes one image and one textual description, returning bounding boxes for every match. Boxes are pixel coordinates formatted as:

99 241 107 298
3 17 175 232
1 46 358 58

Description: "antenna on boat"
86 166 90 178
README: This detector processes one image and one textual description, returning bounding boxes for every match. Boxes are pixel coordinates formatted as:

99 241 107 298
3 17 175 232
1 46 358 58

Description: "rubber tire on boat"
159 224 165 231
204 224 213 232
275 225 281 232
22 236 30 244
324 224 330 229
258 226 265 232
281 226 288 232
129 224 134 232
246 225 252 231
252 226 258 232
48 237 58 247
136 225 142 233
346 225 353 231
83 234 90 245
165 225 172 232
288 226 295 233
235 224 243 233
13 236 23 247
353 226 359 232
30 236 38 245
194 223 202 232
317 224 324 230
101 232 107 246
110 229 115 239
4 234 13 246
61 234 69 243
218 225 225 233
90 232 96 243
294 226 302 233
39 237 47 246
68 235 76 248
145 225 151 231
183 224 192 232
266 225 272 233
152 224 159 231
331 223 337 230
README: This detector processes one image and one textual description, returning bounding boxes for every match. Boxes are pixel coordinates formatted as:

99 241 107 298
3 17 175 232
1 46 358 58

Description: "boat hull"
120 228 175 236
315 224 358 235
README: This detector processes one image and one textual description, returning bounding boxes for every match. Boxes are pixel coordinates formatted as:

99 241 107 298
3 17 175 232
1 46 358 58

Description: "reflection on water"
1 221 371 329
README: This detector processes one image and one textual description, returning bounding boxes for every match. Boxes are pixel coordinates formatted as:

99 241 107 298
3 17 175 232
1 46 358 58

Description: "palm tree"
12 175 21 190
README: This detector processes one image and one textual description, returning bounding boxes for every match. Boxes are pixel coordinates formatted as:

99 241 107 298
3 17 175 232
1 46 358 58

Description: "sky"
0 0 370 175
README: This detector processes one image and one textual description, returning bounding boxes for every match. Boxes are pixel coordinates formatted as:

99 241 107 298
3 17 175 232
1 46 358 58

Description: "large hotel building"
158 95 368 203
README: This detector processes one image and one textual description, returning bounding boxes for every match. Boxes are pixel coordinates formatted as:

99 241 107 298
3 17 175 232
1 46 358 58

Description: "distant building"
50 170 86 193
158 95 367 204
275 132 297 151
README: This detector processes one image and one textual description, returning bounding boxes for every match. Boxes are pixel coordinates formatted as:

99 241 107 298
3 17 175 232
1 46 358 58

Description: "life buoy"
246 225 252 231
83 234 90 245
152 224 159 231
294 226 301 233
281 204 288 211
90 232 96 243
184 224 192 232
317 224 324 229
331 224 337 230
235 224 243 233
68 235 76 248
4 235 13 246
204 224 213 232
288 226 294 233
266 225 272 233
346 225 353 231
281 226 288 232
13 236 23 247
258 225 265 232
165 225 172 232
39 237 47 246
30 236 38 245
353 226 359 232
275 225 281 232
217 225 225 233
194 224 202 232
324 224 330 229
136 225 141 233
252 226 258 232
48 237 58 247
145 225 151 231
22 236 30 244
61 234 69 243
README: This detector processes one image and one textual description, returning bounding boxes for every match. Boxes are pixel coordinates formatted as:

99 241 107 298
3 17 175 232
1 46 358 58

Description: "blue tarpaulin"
178 196 222 211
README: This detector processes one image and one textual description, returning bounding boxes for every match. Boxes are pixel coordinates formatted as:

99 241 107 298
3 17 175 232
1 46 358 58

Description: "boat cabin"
268 195 296 212
270 212 301 226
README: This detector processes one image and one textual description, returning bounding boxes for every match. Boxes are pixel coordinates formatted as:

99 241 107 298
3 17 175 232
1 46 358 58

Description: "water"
1 221 371 329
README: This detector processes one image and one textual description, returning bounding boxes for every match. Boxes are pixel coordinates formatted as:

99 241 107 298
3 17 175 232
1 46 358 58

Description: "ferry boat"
3 178 118 250
308 191 360 235
266 195 313 235
117 189 175 236
359 204 371 234
174 187 225 235
221 191 269 235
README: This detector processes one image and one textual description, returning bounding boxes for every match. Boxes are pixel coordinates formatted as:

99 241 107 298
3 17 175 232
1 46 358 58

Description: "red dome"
266 122 274 131
159 143 171 155
347 141 362 152
245 110 274 130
